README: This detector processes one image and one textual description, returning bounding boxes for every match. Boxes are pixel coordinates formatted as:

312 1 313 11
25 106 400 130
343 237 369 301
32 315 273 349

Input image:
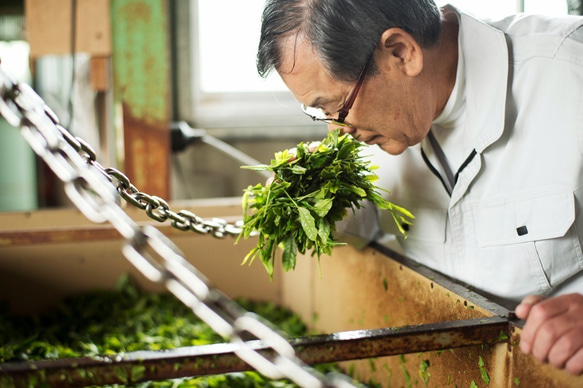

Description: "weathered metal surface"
111 0 171 198
0 316 510 387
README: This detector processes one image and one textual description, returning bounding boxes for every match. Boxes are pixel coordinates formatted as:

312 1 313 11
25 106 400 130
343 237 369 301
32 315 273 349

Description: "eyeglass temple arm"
337 54 374 121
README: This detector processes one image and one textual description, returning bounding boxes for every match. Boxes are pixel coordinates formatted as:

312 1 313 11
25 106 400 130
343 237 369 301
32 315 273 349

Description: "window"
435 0 517 19
523 0 568 15
435 0 568 18
176 0 310 133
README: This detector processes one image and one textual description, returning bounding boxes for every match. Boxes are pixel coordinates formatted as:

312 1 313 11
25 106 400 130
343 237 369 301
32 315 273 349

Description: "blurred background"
0 0 579 212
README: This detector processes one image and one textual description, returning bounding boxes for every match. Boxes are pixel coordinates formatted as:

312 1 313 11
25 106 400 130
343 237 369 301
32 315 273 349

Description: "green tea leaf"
281 237 298 272
478 356 490 385
290 165 307 174
298 207 318 241
348 185 367 198
313 198 333 218
318 218 331 245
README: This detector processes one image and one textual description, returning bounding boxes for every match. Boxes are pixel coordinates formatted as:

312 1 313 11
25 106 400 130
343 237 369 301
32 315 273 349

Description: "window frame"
173 0 316 134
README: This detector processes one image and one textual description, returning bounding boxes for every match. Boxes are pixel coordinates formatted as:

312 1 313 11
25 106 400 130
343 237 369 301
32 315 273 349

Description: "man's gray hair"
257 0 441 82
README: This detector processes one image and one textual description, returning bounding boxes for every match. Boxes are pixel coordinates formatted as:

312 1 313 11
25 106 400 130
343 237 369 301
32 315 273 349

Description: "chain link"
0 67 360 388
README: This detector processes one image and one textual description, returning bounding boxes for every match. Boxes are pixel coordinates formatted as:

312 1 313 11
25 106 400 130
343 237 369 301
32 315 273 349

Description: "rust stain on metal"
119 1 153 20
123 104 170 198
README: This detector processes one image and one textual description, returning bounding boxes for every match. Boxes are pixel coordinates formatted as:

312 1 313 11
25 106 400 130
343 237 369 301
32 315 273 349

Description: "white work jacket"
341 6 583 304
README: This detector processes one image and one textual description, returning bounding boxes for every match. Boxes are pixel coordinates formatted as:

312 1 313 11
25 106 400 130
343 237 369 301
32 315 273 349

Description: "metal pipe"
201 134 272 179
171 121 272 179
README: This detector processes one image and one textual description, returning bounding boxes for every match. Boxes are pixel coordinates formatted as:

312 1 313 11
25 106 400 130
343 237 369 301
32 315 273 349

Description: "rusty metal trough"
0 199 582 387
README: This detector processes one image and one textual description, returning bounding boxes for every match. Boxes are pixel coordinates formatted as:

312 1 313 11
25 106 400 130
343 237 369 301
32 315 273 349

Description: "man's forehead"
276 33 345 108
278 34 324 75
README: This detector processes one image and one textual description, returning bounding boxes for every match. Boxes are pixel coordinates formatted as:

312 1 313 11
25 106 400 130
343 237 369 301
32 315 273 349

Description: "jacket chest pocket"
475 190 583 294
476 190 575 247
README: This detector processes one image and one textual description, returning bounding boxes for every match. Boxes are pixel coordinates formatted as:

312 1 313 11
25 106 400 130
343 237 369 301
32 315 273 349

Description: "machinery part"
170 120 272 178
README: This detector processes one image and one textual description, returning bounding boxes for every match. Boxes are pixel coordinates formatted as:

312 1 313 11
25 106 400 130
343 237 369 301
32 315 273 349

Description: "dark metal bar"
0 316 510 387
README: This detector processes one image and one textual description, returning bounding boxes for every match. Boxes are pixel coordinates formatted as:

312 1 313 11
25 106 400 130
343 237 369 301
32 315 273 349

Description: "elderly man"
257 0 583 375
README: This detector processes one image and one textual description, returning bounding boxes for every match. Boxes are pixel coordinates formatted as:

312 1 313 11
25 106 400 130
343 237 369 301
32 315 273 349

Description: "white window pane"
197 0 287 93
0 41 30 83
435 0 518 19
524 0 568 15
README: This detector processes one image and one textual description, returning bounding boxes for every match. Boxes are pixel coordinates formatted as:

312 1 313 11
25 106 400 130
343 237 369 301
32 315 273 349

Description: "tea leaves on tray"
0 275 347 388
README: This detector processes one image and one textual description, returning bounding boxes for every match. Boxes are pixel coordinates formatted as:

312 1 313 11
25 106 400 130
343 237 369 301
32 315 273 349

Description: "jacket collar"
442 4 509 154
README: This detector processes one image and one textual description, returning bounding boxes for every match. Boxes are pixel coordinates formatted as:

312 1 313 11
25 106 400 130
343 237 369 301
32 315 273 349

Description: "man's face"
277 37 433 155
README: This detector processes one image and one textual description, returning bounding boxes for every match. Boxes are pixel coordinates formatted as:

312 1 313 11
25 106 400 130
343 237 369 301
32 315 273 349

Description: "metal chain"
7 80 243 237
105 166 246 238
0 68 359 388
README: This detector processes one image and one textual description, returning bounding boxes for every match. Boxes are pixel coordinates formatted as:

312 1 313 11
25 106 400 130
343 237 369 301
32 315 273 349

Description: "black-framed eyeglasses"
301 53 373 126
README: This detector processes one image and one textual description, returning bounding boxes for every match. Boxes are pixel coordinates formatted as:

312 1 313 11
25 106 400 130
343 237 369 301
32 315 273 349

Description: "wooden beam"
25 0 111 57
90 56 110 91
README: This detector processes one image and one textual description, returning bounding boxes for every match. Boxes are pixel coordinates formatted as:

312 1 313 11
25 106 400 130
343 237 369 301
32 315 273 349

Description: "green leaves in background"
238 129 414 278
0 274 347 388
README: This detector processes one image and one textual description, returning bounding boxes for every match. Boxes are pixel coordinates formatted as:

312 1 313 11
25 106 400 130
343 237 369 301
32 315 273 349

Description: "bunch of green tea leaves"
238 129 414 278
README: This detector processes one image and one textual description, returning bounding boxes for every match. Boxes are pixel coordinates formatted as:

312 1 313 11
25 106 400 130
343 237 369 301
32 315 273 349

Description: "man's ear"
378 28 423 77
